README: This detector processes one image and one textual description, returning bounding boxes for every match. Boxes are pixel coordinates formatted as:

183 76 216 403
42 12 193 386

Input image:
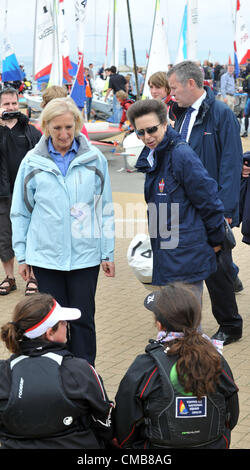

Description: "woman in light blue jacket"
10 97 115 366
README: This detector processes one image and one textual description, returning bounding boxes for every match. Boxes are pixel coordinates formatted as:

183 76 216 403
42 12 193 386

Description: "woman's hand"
18 263 31 281
101 261 115 277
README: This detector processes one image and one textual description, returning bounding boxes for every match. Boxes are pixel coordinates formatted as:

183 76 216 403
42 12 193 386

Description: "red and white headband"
24 299 81 339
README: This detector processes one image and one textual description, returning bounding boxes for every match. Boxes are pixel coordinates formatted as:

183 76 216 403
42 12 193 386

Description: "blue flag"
70 54 86 110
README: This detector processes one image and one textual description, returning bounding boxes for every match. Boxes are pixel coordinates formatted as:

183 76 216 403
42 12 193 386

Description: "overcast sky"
2 0 250 68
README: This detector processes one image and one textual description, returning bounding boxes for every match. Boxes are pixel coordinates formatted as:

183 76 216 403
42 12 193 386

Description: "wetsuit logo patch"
176 396 207 418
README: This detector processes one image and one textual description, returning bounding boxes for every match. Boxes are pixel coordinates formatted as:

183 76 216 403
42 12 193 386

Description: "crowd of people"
0 56 249 450
96 59 250 134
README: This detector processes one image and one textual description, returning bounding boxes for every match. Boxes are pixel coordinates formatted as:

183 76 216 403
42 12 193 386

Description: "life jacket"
122 98 135 109
85 79 92 98
145 341 226 448
2 352 83 439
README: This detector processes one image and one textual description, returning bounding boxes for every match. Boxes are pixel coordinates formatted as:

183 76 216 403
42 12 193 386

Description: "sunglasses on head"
135 122 162 137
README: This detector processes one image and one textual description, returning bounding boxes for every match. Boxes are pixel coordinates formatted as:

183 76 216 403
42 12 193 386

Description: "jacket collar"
17 339 70 357
25 134 97 169
135 125 182 173
174 86 215 126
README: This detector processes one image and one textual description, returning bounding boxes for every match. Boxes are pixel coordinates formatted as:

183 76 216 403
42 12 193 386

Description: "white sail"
175 2 187 63
59 0 73 82
175 0 198 64
48 0 63 86
142 0 170 99
235 0 250 65
74 0 88 60
187 0 198 61
33 0 55 82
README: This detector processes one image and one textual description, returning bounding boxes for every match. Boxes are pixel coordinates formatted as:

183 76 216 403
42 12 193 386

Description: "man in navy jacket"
168 61 243 345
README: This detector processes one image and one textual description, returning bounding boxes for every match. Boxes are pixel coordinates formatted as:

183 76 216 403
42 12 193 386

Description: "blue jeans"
109 94 123 124
86 97 92 120
244 97 250 117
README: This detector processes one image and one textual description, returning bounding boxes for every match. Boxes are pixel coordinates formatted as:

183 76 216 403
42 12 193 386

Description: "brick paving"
0 137 249 449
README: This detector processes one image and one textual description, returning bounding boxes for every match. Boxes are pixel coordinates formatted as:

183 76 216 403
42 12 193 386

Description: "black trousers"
33 265 100 366
205 248 242 335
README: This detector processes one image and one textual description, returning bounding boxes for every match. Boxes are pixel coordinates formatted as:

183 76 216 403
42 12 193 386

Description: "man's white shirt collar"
181 90 207 142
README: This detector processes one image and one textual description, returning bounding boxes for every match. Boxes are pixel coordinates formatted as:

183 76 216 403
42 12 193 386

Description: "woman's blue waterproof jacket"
10 134 114 271
135 126 225 286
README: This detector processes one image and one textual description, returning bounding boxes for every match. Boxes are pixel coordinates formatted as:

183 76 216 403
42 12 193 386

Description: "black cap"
144 289 177 332
144 291 162 314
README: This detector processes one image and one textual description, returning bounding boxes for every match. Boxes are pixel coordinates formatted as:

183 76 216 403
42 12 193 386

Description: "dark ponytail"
167 331 222 399
1 293 54 354
153 283 222 399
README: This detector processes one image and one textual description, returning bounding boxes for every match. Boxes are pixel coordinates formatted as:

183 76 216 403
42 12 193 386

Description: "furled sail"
142 0 170 99
235 0 250 64
2 0 23 82
33 0 55 84
175 0 198 63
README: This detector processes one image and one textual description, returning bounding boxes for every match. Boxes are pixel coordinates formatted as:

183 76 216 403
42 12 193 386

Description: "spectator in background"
104 66 127 123
213 62 224 95
129 67 144 100
115 90 134 130
220 64 236 111
0 87 41 297
97 64 105 80
203 60 212 80
84 69 93 121
102 68 111 97
241 68 250 137
88 63 94 81
148 71 176 124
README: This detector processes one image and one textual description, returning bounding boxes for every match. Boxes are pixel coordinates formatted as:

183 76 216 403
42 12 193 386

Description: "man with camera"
0 87 41 296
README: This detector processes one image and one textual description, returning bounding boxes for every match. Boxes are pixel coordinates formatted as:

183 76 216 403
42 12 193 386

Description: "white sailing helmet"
127 233 153 285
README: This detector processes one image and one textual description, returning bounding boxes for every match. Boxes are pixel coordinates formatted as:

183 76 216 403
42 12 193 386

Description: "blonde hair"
116 90 128 100
41 85 68 109
39 97 84 137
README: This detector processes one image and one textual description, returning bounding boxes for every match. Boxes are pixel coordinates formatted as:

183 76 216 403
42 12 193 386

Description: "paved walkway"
0 137 249 449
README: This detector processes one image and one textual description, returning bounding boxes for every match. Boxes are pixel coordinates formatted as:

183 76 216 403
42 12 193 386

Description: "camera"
1 111 21 120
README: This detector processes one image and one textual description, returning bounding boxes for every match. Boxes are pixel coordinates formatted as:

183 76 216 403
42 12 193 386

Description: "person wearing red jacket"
116 90 134 130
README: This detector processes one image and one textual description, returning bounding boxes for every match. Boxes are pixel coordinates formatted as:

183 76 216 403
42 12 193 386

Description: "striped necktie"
180 106 194 140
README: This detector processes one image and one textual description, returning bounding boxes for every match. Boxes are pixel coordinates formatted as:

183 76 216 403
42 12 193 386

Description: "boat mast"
126 0 139 100
142 0 157 95
33 0 38 82
104 10 110 69
112 0 119 68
